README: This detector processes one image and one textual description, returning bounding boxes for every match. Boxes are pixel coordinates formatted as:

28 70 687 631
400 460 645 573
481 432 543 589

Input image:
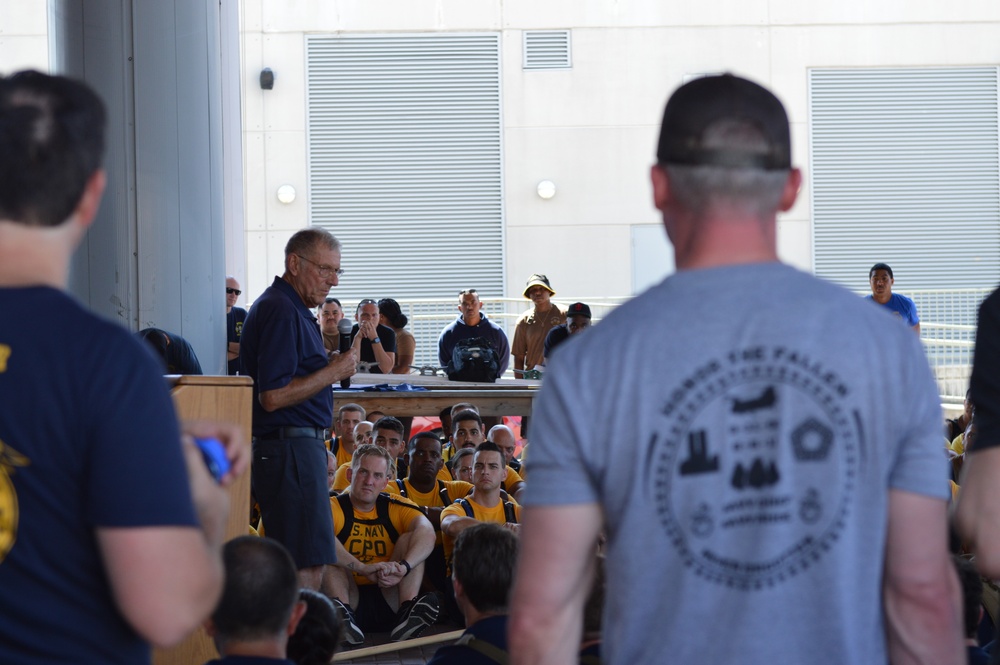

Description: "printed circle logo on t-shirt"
0 439 29 563
652 346 858 590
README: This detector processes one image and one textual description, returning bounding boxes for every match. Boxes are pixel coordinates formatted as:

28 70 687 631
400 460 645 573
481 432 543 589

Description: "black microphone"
338 318 353 389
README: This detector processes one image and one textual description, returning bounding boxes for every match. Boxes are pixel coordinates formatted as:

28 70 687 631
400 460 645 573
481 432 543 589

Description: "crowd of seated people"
244 395 550 657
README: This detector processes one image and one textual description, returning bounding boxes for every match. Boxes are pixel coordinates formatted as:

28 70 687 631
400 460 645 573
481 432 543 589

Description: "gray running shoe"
331 597 364 645
390 593 440 642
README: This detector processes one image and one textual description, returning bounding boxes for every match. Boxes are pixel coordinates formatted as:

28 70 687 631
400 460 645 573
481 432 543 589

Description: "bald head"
487 424 517 467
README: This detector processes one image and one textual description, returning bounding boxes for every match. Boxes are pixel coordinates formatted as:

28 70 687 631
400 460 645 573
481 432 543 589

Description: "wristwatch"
372 336 381 345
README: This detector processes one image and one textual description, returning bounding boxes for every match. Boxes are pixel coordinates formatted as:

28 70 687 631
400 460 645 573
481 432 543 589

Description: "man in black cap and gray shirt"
510 74 961 665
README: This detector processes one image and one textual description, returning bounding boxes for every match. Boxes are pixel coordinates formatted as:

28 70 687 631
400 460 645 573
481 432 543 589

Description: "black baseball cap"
656 74 791 171
567 302 591 319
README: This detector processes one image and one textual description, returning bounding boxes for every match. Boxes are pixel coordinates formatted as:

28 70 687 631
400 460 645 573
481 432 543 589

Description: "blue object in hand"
194 437 230 483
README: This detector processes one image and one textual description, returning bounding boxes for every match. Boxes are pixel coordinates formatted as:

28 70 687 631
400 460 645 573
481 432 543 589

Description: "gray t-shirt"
526 262 948 665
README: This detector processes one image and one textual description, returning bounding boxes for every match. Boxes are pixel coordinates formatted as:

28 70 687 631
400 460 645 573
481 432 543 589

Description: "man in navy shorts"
241 227 357 590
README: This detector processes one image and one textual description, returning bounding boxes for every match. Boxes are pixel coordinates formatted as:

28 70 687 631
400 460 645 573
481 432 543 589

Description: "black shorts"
356 585 399 632
252 436 336 569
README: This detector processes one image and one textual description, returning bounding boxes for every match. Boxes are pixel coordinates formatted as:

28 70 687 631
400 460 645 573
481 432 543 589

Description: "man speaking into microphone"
240 228 357 591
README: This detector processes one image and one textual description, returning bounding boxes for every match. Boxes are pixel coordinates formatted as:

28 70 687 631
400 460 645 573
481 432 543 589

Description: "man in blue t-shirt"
240 227 357 591
426 523 517 665
205 537 305 665
226 276 247 375
865 262 920 334
0 70 246 664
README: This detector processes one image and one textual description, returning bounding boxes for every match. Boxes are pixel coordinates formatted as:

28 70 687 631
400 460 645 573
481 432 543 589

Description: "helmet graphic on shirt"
0 439 29 564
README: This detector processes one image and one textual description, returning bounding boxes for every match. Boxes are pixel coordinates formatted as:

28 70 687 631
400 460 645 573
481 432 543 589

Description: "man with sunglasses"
226 276 247 375
350 299 395 374
241 228 358 592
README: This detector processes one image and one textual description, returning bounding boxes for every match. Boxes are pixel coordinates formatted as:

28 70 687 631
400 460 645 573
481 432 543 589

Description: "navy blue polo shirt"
241 277 333 436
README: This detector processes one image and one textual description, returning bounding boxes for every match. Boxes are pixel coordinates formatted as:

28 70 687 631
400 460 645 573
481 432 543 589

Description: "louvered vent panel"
306 33 504 306
523 30 571 70
809 67 1000 292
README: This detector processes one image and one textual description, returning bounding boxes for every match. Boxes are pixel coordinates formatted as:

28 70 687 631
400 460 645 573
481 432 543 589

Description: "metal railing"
393 296 630 372
347 288 992 401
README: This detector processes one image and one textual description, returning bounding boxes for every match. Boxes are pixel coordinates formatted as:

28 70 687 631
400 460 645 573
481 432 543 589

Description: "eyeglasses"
296 254 345 278
226 288 241 295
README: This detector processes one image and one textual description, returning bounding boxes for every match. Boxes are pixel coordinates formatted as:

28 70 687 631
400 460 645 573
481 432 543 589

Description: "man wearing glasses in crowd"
240 228 357 591
351 298 396 374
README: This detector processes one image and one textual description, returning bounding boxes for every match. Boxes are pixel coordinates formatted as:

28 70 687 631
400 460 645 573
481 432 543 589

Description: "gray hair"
284 228 341 268
663 119 789 219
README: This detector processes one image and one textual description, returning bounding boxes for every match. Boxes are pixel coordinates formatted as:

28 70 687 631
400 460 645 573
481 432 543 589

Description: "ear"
650 164 670 211
452 576 465 603
777 168 802 212
74 169 107 229
346 467 354 484
286 600 308 636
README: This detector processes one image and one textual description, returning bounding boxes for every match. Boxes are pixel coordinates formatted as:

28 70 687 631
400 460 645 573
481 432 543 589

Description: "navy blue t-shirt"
227 306 247 375
240 277 333 435
426 615 508 665
0 287 198 664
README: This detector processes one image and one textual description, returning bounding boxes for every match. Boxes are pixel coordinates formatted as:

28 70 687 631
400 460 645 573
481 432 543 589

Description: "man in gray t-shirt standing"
509 75 962 665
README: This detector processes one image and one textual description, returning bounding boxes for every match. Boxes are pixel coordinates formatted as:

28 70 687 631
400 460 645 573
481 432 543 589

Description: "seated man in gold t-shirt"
322 444 438 645
441 442 522 570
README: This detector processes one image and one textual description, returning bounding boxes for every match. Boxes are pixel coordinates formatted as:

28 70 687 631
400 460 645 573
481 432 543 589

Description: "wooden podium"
152 375 253 665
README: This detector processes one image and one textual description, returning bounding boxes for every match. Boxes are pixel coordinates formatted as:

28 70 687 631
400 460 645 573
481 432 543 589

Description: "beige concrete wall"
6 0 1000 301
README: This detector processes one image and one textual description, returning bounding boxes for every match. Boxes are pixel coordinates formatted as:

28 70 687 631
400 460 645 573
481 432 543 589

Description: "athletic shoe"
331 597 364 645
389 592 440 641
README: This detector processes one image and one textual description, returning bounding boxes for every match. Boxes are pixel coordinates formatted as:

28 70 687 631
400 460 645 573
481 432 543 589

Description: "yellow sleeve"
950 433 965 455
436 465 454 483
505 466 522 486
332 463 351 492
444 480 474 503
388 496 424 534
329 496 345 535
441 502 464 522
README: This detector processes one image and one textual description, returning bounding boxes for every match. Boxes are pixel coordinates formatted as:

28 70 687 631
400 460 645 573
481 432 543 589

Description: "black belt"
253 426 329 441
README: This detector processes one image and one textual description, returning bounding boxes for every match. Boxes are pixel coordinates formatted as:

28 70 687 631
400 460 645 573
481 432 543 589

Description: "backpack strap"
503 501 517 525
455 633 509 665
375 494 400 542
456 497 476 518
438 480 452 505
335 493 354 543
395 478 407 497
